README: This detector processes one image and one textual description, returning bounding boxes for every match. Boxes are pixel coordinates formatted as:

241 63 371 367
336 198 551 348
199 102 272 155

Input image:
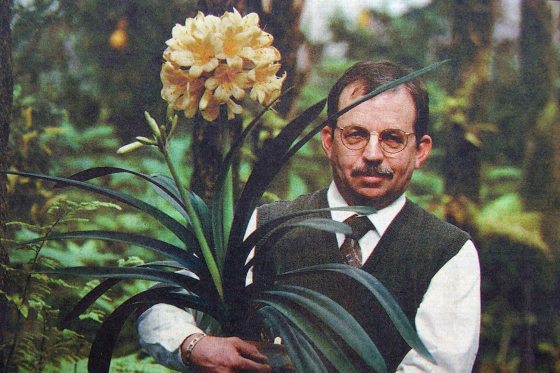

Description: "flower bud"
144 111 162 138
135 136 157 145
117 141 144 154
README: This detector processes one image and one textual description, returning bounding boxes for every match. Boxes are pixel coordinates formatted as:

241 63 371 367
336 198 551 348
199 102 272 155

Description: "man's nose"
362 134 384 161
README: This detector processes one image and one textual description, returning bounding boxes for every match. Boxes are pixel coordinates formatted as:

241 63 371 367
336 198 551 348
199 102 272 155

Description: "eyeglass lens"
340 126 410 153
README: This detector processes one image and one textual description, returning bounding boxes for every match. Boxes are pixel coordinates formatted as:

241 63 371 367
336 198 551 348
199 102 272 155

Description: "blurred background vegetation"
1 0 560 372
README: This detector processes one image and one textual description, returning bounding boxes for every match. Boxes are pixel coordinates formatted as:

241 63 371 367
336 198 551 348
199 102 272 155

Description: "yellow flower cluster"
161 9 286 122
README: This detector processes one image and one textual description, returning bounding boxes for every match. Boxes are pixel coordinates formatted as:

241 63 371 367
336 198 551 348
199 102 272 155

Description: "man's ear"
321 125 334 160
415 135 432 169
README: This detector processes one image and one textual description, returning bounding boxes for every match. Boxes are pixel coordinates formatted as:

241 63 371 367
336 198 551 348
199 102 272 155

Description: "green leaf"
212 88 291 269
14 230 203 272
139 260 186 270
228 99 327 257
150 174 189 221
223 99 327 305
245 218 353 277
279 264 435 363
188 190 213 250
59 166 185 215
42 266 200 293
235 206 376 289
88 287 219 373
61 278 120 328
2 170 191 245
254 293 359 373
260 285 386 373
257 305 329 373
244 206 375 252
61 261 194 327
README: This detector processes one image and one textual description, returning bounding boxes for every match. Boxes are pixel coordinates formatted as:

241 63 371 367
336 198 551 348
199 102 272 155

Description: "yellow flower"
205 64 252 103
161 61 206 118
249 64 286 106
249 46 281 67
160 9 286 121
217 9 274 69
165 12 221 77
199 88 243 121
199 89 221 121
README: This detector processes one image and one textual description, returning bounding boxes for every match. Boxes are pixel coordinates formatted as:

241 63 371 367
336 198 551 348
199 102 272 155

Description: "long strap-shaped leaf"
61 261 190 327
56 167 211 258
228 207 375 302
243 205 375 254
148 174 189 220
58 166 183 208
254 293 359 372
257 305 329 373
61 278 120 329
259 285 386 373
223 100 327 305
278 263 435 363
227 99 327 254
152 175 212 256
58 166 193 224
42 266 200 293
1 170 190 245
211 89 293 271
88 287 219 373
244 218 352 278
16 231 203 271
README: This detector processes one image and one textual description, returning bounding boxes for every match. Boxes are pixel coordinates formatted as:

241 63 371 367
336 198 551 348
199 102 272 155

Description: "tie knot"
344 215 374 240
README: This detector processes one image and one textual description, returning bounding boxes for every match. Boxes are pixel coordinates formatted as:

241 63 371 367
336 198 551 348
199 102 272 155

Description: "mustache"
351 164 394 178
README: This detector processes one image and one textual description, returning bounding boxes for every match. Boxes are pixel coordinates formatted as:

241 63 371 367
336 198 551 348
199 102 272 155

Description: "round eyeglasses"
336 125 415 153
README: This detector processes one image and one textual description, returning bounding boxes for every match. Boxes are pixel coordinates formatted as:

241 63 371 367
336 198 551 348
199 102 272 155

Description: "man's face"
321 83 432 209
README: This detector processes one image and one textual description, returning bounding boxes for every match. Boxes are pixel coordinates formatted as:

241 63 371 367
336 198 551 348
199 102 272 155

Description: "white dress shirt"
136 182 481 372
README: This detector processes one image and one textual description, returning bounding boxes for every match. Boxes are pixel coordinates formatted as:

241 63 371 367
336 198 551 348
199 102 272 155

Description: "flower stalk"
154 117 224 301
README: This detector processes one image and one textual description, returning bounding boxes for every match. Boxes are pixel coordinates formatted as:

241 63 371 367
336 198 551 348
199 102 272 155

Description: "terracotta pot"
252 341 295 373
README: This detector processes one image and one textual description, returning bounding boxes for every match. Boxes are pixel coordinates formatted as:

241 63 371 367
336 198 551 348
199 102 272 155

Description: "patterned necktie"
340 215 374 267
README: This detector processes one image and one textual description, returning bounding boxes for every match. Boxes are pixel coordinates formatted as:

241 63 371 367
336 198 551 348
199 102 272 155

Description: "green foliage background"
3 0 560 372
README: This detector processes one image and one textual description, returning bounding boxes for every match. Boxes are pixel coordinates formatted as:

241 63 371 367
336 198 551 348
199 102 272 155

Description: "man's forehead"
339 81 406 106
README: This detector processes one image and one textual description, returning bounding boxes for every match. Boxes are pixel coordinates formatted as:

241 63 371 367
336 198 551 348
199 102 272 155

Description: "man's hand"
181 335 272 373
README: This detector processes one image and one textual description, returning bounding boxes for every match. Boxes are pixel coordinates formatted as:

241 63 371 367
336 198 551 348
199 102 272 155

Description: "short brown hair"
326 60 429 143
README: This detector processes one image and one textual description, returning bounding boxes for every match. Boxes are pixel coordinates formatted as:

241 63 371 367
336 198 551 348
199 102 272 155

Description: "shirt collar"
327 181 406 237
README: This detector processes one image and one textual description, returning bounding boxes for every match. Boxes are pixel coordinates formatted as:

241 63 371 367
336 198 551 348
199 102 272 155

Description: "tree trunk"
519 0 557 211
0 0 12 370
256 0 307 119
443 0 495 226
518 1 558 370
519 0 560 252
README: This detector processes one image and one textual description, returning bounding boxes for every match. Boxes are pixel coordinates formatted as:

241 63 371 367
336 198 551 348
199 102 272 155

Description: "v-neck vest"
255 188 470 372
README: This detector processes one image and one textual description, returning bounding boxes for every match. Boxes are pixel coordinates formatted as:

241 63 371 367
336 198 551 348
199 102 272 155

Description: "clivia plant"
6 9 445 373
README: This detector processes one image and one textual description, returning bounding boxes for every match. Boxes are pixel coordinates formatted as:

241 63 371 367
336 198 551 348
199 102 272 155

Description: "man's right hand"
181 335 272 373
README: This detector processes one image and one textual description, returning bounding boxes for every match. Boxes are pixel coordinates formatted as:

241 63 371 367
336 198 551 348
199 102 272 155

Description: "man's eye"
346 128 368 138
381 131 405 143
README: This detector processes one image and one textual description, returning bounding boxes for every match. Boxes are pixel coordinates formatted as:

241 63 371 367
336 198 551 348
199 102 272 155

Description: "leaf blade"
279 263 435 363
260 285 386 372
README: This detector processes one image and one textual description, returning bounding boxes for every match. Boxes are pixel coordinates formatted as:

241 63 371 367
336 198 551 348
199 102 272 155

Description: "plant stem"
5 214 64 372
161 145 224 301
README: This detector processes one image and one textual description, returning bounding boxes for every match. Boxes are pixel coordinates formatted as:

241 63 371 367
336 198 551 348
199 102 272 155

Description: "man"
136 60 480 372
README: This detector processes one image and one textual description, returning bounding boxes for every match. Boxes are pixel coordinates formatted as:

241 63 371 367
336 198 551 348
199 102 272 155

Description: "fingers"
185 335 272 373
234 339 269 364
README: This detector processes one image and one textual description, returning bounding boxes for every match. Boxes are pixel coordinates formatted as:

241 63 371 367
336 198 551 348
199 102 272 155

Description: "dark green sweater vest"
255 189 470 372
